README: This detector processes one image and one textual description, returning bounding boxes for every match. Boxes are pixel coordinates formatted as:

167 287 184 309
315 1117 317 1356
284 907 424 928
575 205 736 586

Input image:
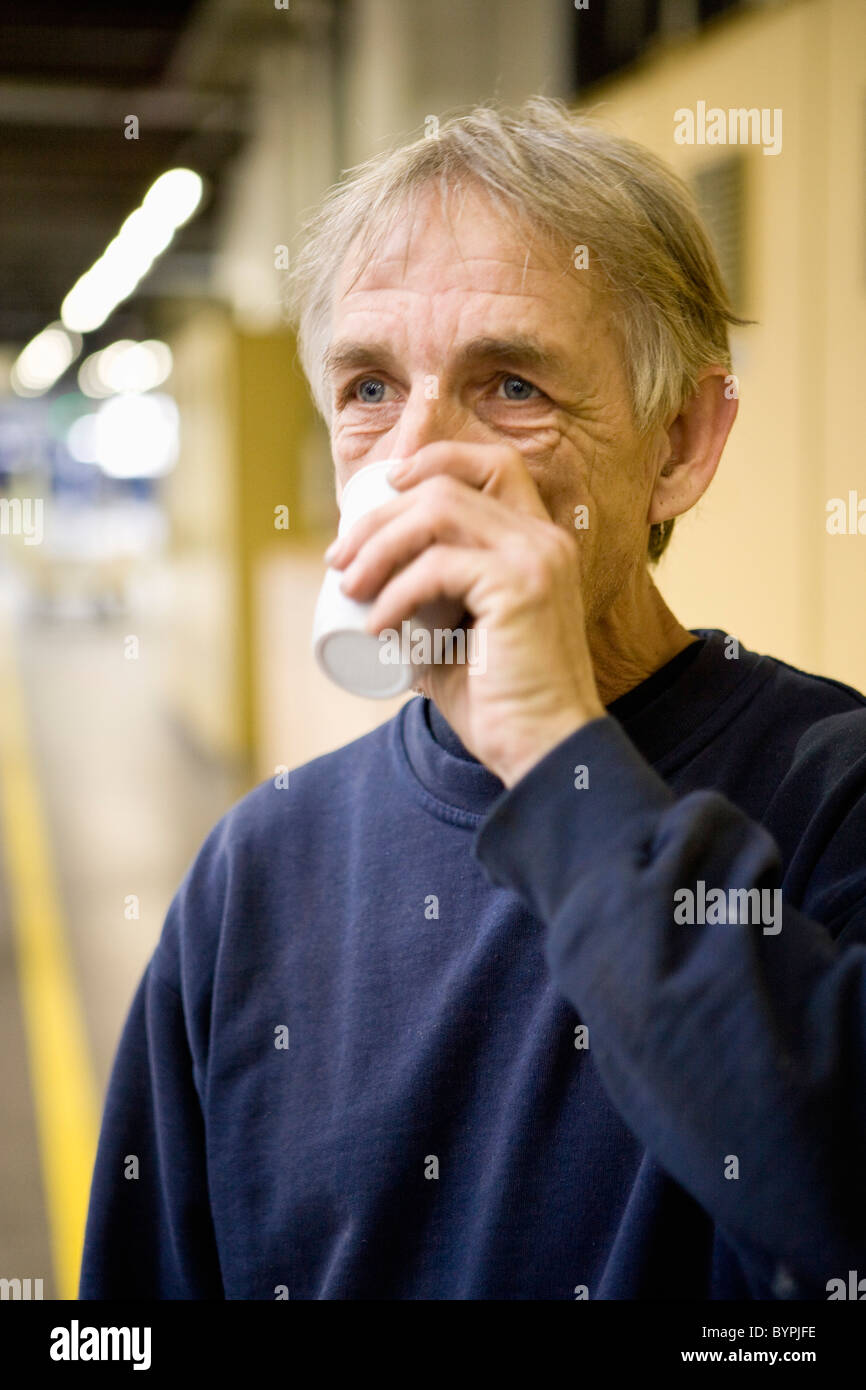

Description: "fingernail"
387 459 409 482
324 539 340 562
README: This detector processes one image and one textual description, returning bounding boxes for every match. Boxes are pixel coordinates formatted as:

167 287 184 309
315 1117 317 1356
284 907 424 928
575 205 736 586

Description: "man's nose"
388 380 469 458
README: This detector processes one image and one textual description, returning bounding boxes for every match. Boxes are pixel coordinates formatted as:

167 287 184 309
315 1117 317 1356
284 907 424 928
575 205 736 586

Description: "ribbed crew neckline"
392 629 773 825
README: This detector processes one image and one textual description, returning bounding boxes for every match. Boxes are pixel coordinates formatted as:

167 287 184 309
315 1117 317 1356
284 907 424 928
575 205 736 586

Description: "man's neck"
587 573 697 708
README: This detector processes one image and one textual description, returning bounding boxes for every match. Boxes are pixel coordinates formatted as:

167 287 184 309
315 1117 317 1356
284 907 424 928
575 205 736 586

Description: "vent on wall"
690 155 747 314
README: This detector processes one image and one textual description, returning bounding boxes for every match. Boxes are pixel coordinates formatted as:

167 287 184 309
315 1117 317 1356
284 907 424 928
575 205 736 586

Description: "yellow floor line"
0 602 99 1299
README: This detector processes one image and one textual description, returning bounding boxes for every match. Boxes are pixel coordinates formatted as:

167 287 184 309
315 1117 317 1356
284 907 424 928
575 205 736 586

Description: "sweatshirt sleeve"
473 714 866 1299
78 905 225 1299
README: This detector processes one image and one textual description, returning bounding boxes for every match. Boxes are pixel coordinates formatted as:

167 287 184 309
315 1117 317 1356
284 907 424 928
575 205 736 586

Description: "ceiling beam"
0 81 249 132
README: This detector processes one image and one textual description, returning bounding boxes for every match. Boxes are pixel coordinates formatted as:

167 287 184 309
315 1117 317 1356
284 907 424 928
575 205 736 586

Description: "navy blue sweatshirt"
79 629 866 1300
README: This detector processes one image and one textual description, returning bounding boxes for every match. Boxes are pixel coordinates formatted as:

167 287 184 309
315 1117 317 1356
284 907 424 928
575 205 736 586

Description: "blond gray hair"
288 97 746 562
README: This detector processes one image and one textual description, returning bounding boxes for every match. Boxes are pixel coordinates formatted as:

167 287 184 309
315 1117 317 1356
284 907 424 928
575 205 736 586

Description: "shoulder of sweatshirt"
747 659 866 926
734 650 866 808
681 641 866 801
762 648 866 721
211 712 397 847
149 713 398 995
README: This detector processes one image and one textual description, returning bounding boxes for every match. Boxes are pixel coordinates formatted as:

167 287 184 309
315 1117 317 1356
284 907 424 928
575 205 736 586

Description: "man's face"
325 183 667 622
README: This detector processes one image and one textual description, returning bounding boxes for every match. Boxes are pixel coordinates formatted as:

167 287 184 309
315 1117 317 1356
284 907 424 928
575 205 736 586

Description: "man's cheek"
526 442 594 527
332 422 387 465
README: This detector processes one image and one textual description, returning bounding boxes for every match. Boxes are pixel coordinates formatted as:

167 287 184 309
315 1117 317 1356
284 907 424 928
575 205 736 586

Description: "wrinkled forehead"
332 178 580 304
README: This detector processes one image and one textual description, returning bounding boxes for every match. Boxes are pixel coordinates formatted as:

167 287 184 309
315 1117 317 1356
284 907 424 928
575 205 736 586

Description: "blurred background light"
85 392 179 479
11 322 82 397
76 354 114 400
65 412 101 464
78 341 172 399
65 392 179 477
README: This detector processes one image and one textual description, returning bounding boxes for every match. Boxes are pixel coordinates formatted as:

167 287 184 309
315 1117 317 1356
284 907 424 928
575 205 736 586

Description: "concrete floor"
0 588 242 1297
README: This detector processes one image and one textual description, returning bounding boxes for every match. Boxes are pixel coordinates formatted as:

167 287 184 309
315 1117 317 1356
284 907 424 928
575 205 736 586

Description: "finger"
365 543 492 633
388 441 548 517
339 477 524 599
325 490 413 568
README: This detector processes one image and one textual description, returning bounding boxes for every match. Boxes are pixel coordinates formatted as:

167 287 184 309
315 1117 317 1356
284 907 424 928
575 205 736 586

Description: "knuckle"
513 527 575 597
422 474 458 506
524 571 549 602
346 514 372 546
417 544 444 583
514 550 550 597
414 440 447 463
486 445 521 483
549 525 579 565
495 443 523 468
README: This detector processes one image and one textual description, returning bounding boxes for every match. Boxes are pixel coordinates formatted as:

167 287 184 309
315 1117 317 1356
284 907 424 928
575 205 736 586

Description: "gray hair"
288 97 747 562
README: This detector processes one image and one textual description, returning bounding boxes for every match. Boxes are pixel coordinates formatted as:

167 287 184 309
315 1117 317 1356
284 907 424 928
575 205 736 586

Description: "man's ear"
648 366 738 526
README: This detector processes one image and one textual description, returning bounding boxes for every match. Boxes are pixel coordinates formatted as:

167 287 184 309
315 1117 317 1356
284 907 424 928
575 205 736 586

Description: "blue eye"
500 375 537 401
356 378 386 403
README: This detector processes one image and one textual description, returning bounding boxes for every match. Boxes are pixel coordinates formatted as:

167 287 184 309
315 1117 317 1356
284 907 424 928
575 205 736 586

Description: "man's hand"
325 442 606 787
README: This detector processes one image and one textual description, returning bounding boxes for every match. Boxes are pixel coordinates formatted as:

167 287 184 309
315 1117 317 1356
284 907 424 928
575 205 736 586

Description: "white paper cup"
312 459 466 698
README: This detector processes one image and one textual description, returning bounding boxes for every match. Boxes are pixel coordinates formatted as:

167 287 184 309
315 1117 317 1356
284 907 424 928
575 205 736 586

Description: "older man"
80 99 866 1301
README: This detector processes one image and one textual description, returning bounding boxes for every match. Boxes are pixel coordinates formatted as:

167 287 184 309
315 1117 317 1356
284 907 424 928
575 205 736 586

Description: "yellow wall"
582 0 865 692
166 308 336 773
163 305 244 764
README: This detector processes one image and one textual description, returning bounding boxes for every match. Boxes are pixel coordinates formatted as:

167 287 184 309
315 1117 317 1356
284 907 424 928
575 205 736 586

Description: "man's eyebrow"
322 335 570 382
322 341 398 379
451 336 569 376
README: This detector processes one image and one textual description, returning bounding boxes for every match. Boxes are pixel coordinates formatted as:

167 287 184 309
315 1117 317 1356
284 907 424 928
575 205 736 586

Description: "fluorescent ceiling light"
61 168 203 334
